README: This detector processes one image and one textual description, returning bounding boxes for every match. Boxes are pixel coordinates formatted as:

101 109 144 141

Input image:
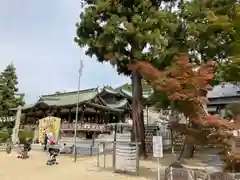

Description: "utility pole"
73 56 84 162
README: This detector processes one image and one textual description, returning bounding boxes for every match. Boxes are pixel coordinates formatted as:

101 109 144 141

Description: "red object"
205 115 218 122
205 73 214 80
50 140 55 145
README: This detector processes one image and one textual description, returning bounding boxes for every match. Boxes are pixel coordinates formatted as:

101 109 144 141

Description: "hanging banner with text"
39 116 61 143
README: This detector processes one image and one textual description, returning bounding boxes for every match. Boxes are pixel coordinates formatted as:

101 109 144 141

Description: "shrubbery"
0 131 10 143
18 127 34 144
0 126 34 144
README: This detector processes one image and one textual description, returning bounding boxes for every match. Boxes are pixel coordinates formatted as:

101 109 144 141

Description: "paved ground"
0 148 221 180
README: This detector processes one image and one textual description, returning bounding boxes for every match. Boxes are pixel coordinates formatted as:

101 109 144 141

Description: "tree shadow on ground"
87 165 158 179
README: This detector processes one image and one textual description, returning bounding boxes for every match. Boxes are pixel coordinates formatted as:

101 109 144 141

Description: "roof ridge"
114 83 131 90
41 88 97 97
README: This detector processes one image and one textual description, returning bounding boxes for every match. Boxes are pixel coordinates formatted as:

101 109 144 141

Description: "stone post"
11 105 22 144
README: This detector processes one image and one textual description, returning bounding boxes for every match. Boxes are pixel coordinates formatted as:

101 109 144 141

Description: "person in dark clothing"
46 140 59 165
23 139 31 152
17 138 31 159
44 132 48 151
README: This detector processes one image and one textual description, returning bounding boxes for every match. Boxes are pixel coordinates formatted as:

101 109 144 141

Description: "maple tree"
129 53 240 172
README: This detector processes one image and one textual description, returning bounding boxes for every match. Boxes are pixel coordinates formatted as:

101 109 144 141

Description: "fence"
96 141 140 175
114 142 140 175
158 126 172 149
164 167 239 180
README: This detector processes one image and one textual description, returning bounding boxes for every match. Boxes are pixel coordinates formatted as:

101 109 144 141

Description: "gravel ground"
0 151 161 180
0 148 222 180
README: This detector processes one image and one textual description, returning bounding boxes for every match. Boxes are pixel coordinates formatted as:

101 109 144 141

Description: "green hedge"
18 127 34 144
0 131 10 143
0 127 34 144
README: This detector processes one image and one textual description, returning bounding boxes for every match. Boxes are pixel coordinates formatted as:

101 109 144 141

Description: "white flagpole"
73 54 84 162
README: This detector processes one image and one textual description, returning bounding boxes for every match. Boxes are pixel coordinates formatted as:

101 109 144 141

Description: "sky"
0 0 130 103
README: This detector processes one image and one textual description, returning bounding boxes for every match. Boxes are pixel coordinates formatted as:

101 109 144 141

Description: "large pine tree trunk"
131 71 146 158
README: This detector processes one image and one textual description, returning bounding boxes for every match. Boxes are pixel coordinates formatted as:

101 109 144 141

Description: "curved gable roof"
207 83 240 98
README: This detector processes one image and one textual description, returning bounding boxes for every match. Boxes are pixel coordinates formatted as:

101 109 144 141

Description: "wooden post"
43 109 46 117
146 105 149 126
68 108 72 122
81 107 85 123
97 143 100 167
112 124 117 171
90 132 95 156
95 109 98 123
171 129 175 155
103 142 106 168
136 142 140 176
56 108 60 118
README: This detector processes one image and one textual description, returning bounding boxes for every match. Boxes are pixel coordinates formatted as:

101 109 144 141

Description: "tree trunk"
131 71 146 158
182 143 195 159
182 122 197 159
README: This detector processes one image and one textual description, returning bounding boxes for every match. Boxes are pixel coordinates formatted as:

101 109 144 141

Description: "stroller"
46 147 60 165
46 140 60 165
17 141 31 159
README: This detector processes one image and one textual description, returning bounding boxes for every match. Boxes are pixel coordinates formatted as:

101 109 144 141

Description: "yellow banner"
38 116 61 144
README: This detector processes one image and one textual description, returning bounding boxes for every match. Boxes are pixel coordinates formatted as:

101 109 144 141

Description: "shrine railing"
60 123 107 132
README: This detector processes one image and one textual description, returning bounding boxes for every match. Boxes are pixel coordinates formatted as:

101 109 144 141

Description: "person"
47 130 53 140
60 143 67 154
17 138 31 159
44 132 48 151
5 138 12 154
49 139 55 145
6 143 12 154
46 139 59 165
23 138 31 151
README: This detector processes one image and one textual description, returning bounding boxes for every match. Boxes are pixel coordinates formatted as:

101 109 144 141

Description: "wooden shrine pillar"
45 107 55 117
100 111 104 124
95 109 99 123
43 109 47 117
56 108 61 118
103 111 107 124
80 106 85 123
68 108 72 122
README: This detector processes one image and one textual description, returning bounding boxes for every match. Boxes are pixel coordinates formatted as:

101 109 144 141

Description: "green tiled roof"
11 87 127 113
118 87 153 99
85 102 124 113
11 88 99 111
102 87 120 95
114 83 153 99
40 88 99 107
105 98 128 109
11 83 152 112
